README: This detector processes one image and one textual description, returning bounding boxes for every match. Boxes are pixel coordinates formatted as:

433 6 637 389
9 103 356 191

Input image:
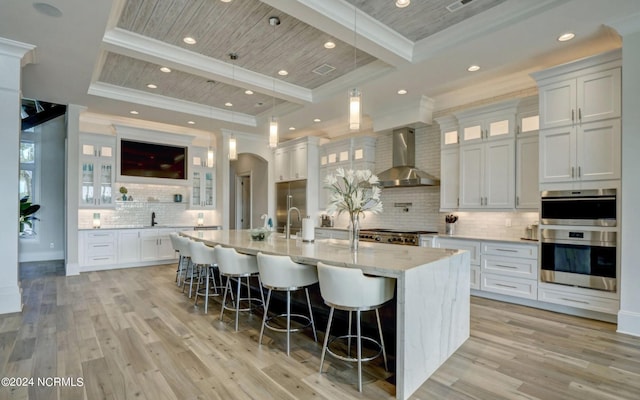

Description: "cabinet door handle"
571 109 575 122
495 283 518 289
578 166 581 177
578 108 582 121
516 196 519 206
560 297 589 305
571 166 575 178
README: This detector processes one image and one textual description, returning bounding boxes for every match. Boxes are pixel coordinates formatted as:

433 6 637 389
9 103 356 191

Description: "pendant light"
349 7 361 131
268 16 280 148
229 53 238 160
206 80 215 167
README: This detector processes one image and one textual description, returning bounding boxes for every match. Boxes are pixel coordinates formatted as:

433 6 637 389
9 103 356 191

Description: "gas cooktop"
359 229 438 246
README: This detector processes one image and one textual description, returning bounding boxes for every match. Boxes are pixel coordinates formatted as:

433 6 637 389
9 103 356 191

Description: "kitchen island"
182 230 470 400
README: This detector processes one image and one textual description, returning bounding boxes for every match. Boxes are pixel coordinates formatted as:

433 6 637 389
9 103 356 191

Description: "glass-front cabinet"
79 134 116 208
190 146 215 209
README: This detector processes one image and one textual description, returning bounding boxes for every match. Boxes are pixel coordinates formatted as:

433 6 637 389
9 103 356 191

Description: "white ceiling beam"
262 0 413 66
101 28 312 104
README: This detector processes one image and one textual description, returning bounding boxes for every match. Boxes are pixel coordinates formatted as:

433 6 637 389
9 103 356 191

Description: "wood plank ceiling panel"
346 0 508 42
98 52 285 116
115 0 378 90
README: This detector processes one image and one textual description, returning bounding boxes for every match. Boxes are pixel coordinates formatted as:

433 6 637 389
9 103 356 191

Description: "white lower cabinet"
434 238 481 289
538 284 619 314
80 228 186 271
315 228 349 240
481 274 537 300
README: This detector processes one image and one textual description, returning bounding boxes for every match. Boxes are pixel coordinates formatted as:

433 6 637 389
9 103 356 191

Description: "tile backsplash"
78 183 219 229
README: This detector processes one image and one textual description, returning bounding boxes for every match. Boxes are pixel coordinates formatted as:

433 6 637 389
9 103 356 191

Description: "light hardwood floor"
1 262 639 400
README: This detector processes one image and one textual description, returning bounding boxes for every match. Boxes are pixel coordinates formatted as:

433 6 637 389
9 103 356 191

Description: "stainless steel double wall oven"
539 189 617 292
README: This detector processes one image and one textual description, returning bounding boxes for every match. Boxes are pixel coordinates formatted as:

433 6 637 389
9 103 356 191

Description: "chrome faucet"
151 212 157 227
285 207 301 239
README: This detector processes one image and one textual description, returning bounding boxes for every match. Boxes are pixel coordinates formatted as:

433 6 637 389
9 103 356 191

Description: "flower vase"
348 213 360 252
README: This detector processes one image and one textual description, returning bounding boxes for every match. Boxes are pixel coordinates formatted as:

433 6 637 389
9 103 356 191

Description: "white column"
65 105 85 275
0 37 36 314
610 15 640 337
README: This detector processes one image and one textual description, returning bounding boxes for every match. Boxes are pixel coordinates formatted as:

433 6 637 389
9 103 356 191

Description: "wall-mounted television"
120 139 187 180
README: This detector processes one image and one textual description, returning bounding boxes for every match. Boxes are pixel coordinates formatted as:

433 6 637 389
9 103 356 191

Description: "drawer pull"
494 264 518 269
495 249 517 253
495 283 518 289
93 257 110 261
560 297 589 305
93 244 110 247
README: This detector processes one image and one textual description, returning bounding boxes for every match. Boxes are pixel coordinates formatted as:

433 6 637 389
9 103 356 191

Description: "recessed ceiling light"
187 121 195 125
397 89 407 95
289 127 296 131
245 90 254 95
129 110 139 115
160 67 171 73
467 65 480 72
324 41 336 49
278 70 288 76
396 0 410 8
558 32 575 42
225 102 233 107
313 118 321 123
183 37 196 45
33 3 62 17
146 83 157 89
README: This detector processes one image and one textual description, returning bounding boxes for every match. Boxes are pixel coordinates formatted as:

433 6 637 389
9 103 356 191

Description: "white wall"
19 115 66 262
229 153 269 229
619 28 640 336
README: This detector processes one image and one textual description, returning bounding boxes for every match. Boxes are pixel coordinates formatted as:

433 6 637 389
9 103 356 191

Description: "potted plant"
119 186 128 201
20 196 40 235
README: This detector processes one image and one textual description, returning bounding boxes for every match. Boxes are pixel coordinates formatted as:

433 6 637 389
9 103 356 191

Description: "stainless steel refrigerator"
276 180 307 235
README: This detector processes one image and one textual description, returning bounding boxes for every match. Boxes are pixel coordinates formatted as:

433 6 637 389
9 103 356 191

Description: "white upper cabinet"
515 96 539 209
440 148 459 210
274 142 308 182
455 100 519 145
79 133 116 209
533 50 621 184
190 146 215 209
538 68 621 129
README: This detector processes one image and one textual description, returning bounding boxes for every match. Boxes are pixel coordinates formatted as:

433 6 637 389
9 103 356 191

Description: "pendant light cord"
353 6 357 72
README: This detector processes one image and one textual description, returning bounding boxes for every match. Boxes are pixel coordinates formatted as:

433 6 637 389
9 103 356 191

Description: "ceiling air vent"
312 63 336 76
446 0 474 13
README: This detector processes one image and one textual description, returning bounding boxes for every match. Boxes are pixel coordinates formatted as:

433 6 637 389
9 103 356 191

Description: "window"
19 133 38 237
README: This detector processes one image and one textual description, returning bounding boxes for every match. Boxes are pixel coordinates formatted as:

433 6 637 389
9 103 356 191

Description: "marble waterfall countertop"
182 229 471 400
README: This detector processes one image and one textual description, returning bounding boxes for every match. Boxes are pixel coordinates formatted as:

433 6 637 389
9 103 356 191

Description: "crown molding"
0 37 36 66
606 12 640 36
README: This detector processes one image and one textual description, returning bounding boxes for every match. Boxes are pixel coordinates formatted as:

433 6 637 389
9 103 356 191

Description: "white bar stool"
317 261 395 392
214 245 265 331
169 233 183 284
189 241 223 314
256 252 318 356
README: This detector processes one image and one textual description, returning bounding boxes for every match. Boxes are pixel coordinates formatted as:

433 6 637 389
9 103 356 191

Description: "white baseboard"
80 259 176 273
18 250 64 263
0 284 22 314
617 310 640 337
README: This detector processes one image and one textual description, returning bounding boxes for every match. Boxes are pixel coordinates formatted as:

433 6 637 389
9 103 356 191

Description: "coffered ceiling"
1 0 638 141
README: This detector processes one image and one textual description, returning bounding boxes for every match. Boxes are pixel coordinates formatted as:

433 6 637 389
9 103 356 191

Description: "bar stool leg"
235 277 242 331
347 311 353 357
375 308 388 371
286 290 291 356
193 265 202 305
305 288 317 342
319 307 335 373
220 276 230 322
204 265 210 314
259 289 272 346
356 309 362 393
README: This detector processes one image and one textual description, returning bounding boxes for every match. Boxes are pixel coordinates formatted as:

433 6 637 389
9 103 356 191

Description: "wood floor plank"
3 262 640 400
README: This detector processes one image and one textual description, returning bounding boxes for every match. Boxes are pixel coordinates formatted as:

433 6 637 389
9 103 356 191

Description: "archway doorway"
229 153 268 229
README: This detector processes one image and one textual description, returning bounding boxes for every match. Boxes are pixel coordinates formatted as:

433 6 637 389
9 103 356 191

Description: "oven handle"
541 238 617 247
541 196 616 202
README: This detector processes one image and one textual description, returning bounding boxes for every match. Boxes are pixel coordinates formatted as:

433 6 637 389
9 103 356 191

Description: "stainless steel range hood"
377 127 440 188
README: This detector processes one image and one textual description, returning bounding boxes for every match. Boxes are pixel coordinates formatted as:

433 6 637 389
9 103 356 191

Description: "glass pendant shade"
269 117 278 148
207 147 214 167
229 137 237 160
349 88 361 131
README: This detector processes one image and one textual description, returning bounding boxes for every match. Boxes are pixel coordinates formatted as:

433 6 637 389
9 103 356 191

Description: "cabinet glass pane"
100 164 113 204
339 151 349 162
20 142 35 163
328 153 337 163
193 156 202 166
489 120 509 136
464 125 482 141
192 171 201 206
81 162 95 204
205 172 214 206
444 130 458 145
521 116 539 132
100 146 113 158
320 156 327 165
82 144 94 156
354 148 364 160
